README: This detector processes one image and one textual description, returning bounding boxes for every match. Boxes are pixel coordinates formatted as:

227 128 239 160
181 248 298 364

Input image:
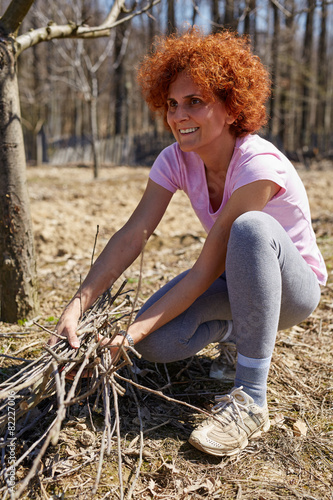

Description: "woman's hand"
98 333 130 359
60 333 130 380
48 297 82 348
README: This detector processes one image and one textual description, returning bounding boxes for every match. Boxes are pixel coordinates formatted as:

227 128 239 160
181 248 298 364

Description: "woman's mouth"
179 127 199 135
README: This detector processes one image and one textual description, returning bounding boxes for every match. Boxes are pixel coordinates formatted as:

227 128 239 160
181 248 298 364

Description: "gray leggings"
135 211 321 362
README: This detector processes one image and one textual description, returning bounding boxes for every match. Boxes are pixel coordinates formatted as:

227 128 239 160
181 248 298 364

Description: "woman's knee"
135 331 186 363
227 212 277 264
230 211 275 244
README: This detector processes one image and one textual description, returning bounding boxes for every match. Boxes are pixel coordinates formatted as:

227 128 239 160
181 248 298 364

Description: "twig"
114 373 213 419
50 362 66 446
12 341 43 356
102 350 112 455
43 344 85 364
125 383 144 500
0 368 51 400
113 383 124 500
0 354 29 362
12 419 56 499
0 402 53 448
0 333 32 338
92 428 107 495
91 224 100 267
32 321 64 337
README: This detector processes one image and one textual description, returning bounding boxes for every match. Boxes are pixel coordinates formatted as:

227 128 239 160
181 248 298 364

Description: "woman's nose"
173 104 189 122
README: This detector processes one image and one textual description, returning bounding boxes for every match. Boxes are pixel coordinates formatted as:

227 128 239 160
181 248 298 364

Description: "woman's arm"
127 179 280 343
49 179 173 347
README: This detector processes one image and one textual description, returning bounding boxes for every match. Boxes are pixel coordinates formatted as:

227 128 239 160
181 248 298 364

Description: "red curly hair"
137 28 271 137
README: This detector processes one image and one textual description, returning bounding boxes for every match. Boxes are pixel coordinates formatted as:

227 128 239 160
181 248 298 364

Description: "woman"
49 29 327 456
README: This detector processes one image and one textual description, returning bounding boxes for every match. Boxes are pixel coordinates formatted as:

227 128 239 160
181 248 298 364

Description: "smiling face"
166 72 235 160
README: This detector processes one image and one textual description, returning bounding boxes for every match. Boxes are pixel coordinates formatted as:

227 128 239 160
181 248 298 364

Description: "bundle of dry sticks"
0 277 212 499
0 281 144 498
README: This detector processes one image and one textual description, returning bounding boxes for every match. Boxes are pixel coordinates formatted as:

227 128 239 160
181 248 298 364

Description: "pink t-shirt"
149 134 327 285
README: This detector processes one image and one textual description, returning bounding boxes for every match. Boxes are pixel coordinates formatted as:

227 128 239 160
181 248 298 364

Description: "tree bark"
316 0 328 151
166 0 176 35
0 0 35 35
284 0 297 153
90 74 101 179
211 0 222 33
0 40 38 322
300 0 315 148
114 20 129 136
243 0 256 49
224 0 238 31
0 0 159 322
268 1 280 142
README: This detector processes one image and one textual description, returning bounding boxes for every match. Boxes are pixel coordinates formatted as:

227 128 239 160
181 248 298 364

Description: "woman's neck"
202 133 236 175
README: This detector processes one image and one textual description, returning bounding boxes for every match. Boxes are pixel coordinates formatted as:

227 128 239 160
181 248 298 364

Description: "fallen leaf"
293 419 307 437
271 413 285 426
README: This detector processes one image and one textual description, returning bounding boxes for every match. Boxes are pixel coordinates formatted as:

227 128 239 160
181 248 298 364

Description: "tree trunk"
191 0 199 25
224 0 238 31
114 20 129 136
316 0 328 151
268 1 280 142
90 74 101 179
243 0 256 49
0 40 38 322
211 0 222 33
284 0 297 153
166 0 176 35
300 0 315 148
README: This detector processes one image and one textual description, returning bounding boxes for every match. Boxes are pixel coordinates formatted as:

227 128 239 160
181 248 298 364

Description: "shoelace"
211 387 248 427
218 341 237 366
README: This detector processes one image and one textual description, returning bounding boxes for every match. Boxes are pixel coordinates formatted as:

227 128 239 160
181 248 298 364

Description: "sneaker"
209 341 237 380
188 387 270 456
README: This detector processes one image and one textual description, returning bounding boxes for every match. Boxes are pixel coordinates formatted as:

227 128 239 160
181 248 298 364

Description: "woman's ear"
226 111 237 125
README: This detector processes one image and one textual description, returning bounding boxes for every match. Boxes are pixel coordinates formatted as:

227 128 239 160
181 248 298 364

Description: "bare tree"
114 15 131 136
316 0 329 151
224 0 239 30
50 34 116 178
243 0 256 48
300 0 316 149
211 0 223 32
268 0 280 142
280 0 296 153
166 0 176 34
0 0 160 322
31 2 118 177
191 0 201 25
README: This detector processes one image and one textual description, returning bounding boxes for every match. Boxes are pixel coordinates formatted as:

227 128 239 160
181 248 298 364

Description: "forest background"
18 0 333 173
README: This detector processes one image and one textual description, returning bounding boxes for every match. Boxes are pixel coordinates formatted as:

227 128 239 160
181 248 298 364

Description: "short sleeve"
149 144 182 194
230 153 287 197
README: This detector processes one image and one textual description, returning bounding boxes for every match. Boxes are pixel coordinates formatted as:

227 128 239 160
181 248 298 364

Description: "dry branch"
0 281 140 498
0 276 211 499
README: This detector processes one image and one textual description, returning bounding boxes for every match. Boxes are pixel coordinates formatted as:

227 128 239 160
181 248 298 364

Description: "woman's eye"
191 98 202 105
168 100 177 109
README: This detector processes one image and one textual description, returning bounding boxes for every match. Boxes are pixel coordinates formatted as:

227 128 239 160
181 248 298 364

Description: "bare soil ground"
0 162 332 499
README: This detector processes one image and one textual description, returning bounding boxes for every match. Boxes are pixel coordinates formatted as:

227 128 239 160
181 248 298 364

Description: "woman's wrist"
119 330 135 347
62 296 82 320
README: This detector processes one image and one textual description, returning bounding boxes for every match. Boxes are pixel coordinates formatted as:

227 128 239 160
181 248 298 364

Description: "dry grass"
0 163 332 499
